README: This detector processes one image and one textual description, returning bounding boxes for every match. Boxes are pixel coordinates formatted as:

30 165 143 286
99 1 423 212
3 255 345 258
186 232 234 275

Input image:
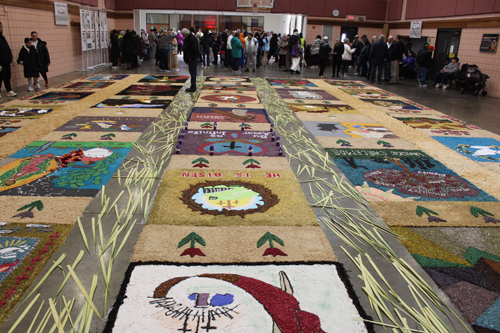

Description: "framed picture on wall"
480 34 499 53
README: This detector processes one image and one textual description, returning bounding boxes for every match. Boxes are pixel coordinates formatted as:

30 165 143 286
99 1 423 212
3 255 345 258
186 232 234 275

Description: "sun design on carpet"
181 181 279 217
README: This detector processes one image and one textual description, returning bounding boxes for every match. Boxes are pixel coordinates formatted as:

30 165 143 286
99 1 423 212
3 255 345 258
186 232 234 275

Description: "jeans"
188 59 197 90
319 58 327 76
159 49 169 70
434 72 455 85
370 59 384 83
0 63 12 92
233 58 240 71
311 54 319 67
383 60 391 81
225 50 232 68
360 61 368 77
355 56 362 74
202 49 210 67
420 67 429 85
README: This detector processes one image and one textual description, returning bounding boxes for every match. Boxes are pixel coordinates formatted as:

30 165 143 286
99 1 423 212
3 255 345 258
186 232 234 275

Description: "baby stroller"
455 63 489 96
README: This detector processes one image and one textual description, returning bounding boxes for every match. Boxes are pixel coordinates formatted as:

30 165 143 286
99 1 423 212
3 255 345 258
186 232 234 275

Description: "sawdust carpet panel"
304 79 500 333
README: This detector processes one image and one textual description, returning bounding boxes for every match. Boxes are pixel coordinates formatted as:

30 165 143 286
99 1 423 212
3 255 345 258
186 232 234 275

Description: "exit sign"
348 15 355 20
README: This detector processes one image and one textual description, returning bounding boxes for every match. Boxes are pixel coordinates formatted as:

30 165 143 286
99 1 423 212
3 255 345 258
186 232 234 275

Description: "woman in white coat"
341 38 356 76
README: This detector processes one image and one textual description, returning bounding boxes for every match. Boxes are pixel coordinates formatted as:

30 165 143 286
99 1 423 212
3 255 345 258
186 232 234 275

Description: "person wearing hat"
416 44 435 87
318 36 332 78
0 22 17 98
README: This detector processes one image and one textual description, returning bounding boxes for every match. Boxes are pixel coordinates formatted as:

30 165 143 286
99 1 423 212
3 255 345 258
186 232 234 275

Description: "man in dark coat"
182 28 200 93
318 36 332 78
389 34 405 84
0 22 17 97
17 38 40 92
31 32 50 88
369 34 388 84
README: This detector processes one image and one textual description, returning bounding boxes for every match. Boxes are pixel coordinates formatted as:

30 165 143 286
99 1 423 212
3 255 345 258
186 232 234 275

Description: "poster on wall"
103 12 108 48
480 34 499 53
54 2 69 26
95 11 100 49
80 9 87 51
410 21 422 38
86 10 93 50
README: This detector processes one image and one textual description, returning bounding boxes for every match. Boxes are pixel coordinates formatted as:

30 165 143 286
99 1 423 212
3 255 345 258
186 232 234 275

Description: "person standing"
269 33 278 64
226 30 234 69
332 38 344 77
261 32 269 67
417 45 435 87
176 30 183 55
0 22 16 98
157 30 172 72
31 31 50 88
17 38 40 92
390 34 405 84
318 36 332 78
369 34 388 84
384 35 394 81
341 38 356 76
182 28 199 93
291 38 302 74
169 33 180 72
310 35 321 69
121 31 136 70
200 31 212 69
358 39 371 78
231 32 243 73
244 32 257 72
110 30 120 69
278 35 288 68
148 29 156 61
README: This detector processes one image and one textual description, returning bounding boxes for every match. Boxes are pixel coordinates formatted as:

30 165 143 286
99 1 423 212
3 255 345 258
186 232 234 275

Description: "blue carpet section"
475 297 500 331
432 137 500 163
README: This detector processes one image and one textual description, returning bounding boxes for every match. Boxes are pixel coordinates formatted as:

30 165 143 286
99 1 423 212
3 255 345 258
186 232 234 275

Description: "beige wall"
114 18 134 32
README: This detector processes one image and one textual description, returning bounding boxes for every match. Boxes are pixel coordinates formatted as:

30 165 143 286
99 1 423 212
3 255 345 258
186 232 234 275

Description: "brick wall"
2 6 82 89
458 28 500 98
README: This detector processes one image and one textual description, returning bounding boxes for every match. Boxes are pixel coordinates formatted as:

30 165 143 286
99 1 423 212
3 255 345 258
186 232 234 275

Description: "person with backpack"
290 38 302 74
318 36 332 78
17 37 40 92
416 45 435 87
310 35 321 69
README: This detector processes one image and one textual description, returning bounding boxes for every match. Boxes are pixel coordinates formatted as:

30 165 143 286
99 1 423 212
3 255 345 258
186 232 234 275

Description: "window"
220 15 242 31
194 15 217 32
146 14 169 24
242 16 264 31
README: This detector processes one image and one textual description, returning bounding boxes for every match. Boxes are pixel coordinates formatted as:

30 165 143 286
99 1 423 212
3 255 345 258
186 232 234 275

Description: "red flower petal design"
262 248 288 257
180 248 206 258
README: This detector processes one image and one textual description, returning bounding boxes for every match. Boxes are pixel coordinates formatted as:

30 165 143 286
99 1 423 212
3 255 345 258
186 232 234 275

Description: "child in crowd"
17 37 40 92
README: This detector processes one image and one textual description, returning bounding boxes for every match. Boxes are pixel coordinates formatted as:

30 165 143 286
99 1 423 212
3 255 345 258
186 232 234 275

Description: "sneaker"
420 84 427 88
159 69 165 72
435 83 442 88
35 83 41 90
442 84 449 89
202 66 205 68
354 73 359 76
344 74 349 77
295 71 301 74
165 70 171 72
27 87 34 92
6 91 17 97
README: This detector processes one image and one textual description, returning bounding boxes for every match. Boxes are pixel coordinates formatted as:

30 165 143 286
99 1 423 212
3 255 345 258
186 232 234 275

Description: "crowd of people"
0 21 52 97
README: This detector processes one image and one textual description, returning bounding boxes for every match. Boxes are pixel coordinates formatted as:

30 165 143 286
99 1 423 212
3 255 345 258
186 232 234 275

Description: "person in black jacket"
17 38 40 92
358 39 371 78
110 30 120 69
121 31 136 70
0 22 17 97
369 35 388 84
390 34 405 84
31 32 50 88
200 31 213 69
332 39 344 77
318 36 332 78
182 28 200 93
416 45 435 87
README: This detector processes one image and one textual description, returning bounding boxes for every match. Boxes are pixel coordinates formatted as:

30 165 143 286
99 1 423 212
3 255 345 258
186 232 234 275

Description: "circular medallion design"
181 181 279 217
201 95 257 103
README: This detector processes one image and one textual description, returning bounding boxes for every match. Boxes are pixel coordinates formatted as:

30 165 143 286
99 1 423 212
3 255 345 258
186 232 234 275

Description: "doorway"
340 26 358 43
430 28 461 77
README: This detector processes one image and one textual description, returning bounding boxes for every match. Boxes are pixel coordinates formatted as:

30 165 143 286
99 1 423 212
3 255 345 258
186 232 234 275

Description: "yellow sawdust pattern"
390 226 471 266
